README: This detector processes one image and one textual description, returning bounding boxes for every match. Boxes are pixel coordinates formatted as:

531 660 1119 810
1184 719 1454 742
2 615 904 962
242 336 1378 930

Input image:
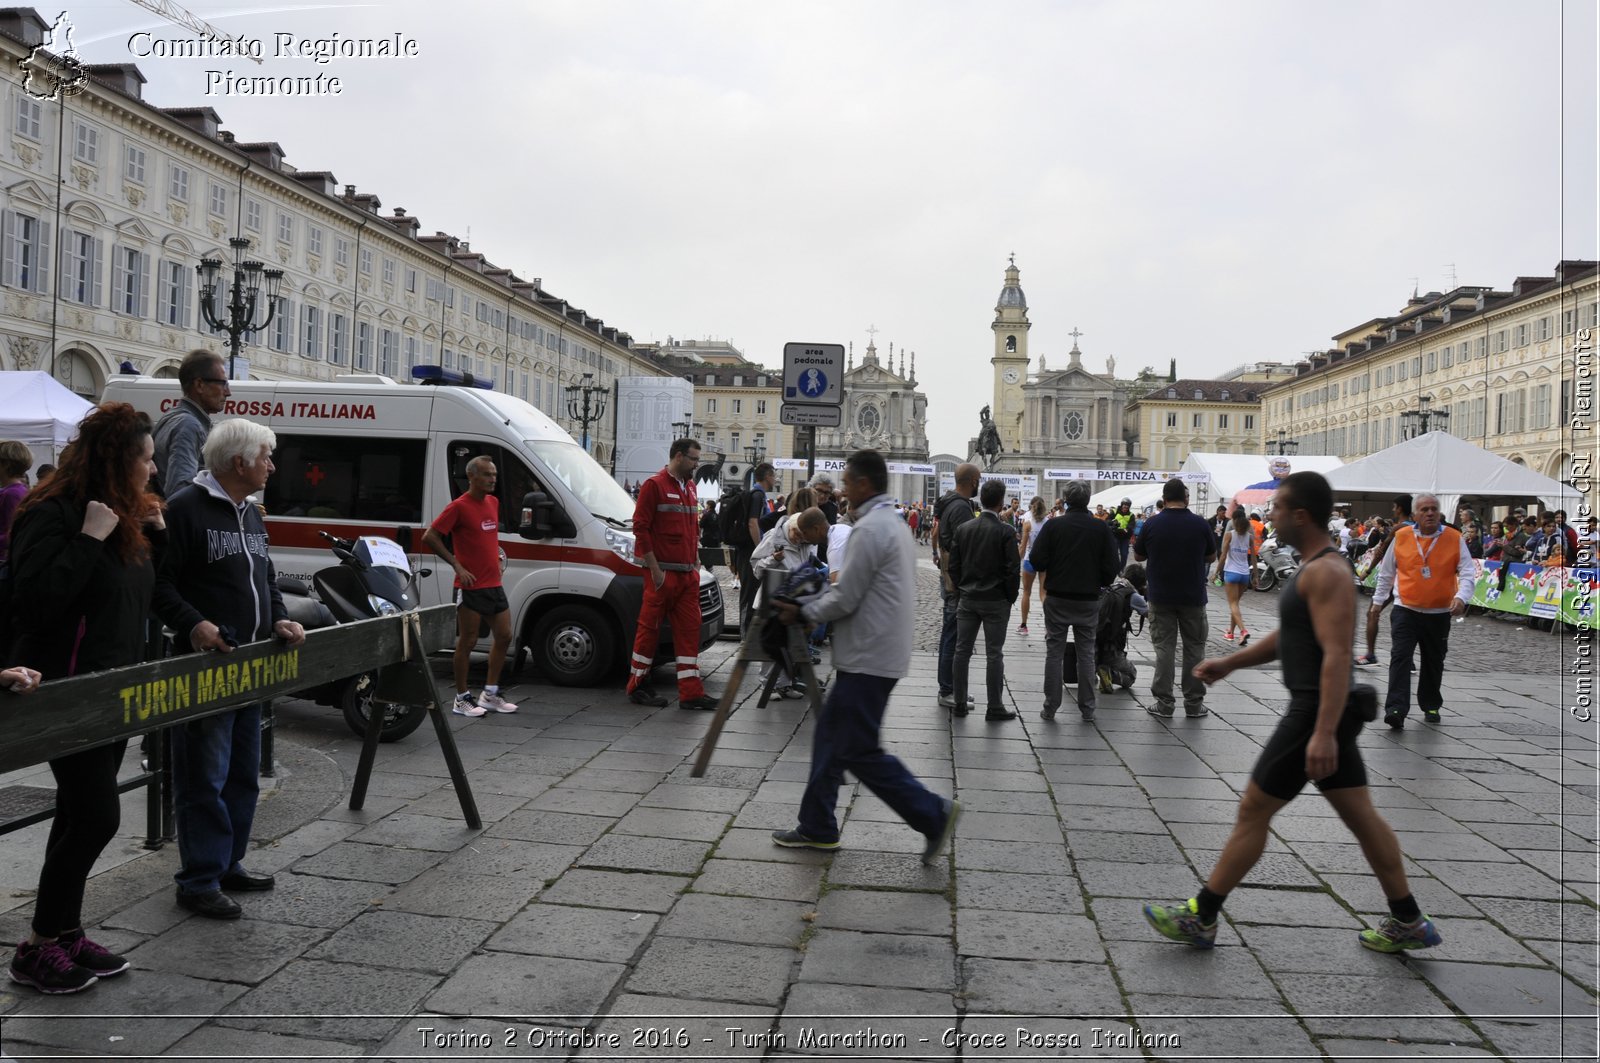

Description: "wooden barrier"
0 604 479 828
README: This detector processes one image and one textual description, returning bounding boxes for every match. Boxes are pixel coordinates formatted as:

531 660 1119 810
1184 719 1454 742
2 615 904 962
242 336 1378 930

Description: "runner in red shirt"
423 455 517 716
628 439 717 710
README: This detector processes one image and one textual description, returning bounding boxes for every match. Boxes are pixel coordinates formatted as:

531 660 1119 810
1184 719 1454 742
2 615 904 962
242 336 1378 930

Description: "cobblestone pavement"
0 562 1594 1060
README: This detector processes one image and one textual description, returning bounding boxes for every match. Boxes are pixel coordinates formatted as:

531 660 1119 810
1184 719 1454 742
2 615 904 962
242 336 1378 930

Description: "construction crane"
122 0 263 63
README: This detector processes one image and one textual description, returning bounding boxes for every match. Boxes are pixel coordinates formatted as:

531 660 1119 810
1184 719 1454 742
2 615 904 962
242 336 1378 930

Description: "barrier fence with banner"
1358 559 1597 629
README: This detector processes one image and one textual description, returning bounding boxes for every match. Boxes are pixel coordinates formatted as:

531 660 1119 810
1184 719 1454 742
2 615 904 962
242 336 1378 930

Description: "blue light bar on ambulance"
412 365 493 389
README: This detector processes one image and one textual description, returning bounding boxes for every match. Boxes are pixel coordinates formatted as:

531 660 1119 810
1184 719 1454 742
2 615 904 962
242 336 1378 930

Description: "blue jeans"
936 587 960 695
172 705 262 895
798 672 946 842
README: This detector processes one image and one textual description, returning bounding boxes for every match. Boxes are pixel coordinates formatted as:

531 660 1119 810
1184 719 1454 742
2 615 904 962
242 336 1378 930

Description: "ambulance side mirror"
519 490 561 540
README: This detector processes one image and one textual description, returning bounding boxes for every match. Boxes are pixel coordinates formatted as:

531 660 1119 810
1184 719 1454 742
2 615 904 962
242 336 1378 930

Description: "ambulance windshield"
526 440 635 526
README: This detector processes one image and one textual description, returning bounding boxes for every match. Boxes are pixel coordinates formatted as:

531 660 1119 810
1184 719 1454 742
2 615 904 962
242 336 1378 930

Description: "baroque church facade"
813 335 930 502
980 259 1149 493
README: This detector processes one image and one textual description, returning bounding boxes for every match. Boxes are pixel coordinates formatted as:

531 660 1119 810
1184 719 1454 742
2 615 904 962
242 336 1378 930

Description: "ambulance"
104 373 724 686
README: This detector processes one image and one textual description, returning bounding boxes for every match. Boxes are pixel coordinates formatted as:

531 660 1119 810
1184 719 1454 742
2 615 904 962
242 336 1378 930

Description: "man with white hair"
154 418 305 921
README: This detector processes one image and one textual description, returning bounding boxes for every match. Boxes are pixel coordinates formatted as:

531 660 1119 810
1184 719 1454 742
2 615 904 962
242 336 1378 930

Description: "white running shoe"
452 694 487 717
477 692 518 713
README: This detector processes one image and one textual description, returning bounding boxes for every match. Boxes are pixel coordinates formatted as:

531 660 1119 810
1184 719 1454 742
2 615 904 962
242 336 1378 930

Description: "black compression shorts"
1251 699 1368 801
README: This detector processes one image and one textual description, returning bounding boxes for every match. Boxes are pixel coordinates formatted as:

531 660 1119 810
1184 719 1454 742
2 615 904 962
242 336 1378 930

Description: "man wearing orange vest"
1371 493 1473 729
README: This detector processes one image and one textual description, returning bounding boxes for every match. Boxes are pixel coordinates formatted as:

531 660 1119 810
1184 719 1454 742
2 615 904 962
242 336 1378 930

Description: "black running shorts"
1251 698 1368 801
455 585 509 617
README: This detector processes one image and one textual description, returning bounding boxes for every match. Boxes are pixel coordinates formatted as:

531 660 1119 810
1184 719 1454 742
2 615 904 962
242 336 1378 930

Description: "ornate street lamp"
671 412 694 438
1268 428 1300 456
564 371 608 452
1400 394 1450 439
197 237 285 380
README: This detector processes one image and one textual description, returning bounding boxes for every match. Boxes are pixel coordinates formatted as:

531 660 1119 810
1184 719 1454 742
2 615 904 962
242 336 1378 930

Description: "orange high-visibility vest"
1392 525 1463 610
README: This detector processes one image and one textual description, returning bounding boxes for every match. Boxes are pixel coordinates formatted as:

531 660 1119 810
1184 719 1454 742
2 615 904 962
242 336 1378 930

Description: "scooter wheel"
340 672 427 742
1253 566 1278 592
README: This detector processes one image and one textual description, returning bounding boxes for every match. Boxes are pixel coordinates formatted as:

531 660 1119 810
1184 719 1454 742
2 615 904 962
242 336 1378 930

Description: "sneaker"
1097 667 1114 694
628 687 669 708
1240 630 1250 647
1422 708 1442 723
1359 914 1442 953
1355 654 1379 667
1146 703 1175 718
1143 898 1217 948
1384 711 1404 731
57 930 129 978
1018 624 1029 635
451 693 486 718
771 829 839 851
1222 631 1235 642
921 798 961 865
477 692 518 713
937 693 975 710
9 940 97 994
1185 705 1210 719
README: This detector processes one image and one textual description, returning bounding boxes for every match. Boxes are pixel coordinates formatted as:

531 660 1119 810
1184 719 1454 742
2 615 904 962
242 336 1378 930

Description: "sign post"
782 342 845 487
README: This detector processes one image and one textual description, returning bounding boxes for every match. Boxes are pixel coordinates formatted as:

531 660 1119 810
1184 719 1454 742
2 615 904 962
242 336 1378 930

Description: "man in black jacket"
1030 479 1119 721
947 479 1021 721
154 418 305 921
932 463 980 711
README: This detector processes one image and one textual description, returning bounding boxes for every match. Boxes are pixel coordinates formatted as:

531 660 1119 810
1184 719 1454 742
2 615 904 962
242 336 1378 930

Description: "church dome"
998 283 1027 308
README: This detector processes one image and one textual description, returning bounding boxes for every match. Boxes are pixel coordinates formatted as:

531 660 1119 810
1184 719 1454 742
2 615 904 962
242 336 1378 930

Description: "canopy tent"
1323 431 1584 520
1088 481 1165 513
1178 452 1345 513
0 371 95 474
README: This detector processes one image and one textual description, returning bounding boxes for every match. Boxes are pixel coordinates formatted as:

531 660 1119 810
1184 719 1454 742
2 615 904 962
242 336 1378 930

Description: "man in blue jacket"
154 418 304 920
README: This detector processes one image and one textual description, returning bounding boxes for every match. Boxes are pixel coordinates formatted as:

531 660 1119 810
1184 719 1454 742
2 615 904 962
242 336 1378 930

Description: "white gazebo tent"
1088 481 1165 514
0 371 95 475
1179 452 1345 512
1323 431 1584 520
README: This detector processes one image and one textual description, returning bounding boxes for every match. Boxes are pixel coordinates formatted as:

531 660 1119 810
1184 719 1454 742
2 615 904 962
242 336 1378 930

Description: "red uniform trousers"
627 570 706 700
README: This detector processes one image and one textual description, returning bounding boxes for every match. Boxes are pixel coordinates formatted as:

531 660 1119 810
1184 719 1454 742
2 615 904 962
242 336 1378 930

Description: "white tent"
1323 431 1584 519
1179 452 1345 511
1088 481 1165 513
0 371 95 473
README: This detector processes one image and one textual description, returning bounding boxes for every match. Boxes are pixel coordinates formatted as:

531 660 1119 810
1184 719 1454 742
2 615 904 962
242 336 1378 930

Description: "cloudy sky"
71 0 1597 455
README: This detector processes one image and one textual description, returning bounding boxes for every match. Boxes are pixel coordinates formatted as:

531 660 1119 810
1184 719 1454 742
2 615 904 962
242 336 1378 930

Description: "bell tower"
991 255 1031 452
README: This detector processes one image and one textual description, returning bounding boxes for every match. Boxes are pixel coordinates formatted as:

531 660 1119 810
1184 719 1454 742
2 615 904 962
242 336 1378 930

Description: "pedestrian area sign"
783 342 844 406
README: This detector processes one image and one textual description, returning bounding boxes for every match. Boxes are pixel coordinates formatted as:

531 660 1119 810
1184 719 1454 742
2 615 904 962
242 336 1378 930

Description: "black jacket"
153 473 287 648
948 511 1020 603
7 495 163 679
1028 506 1119 600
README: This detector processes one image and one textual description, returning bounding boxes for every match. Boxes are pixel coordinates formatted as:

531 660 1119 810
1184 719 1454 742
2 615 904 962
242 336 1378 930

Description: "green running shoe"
1142 897 1217 948
1359 914 1442 953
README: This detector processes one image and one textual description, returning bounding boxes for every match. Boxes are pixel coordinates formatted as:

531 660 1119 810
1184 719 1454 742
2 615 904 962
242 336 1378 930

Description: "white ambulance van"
104 374 724 686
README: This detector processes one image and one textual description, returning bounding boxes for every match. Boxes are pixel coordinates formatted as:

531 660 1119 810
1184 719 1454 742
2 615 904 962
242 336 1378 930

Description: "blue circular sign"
799 368 828 397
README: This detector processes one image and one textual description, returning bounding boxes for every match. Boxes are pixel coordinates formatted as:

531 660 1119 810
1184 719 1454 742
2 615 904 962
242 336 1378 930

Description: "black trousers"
1384 606 1451 719
33 740 127 937
735 546 757 633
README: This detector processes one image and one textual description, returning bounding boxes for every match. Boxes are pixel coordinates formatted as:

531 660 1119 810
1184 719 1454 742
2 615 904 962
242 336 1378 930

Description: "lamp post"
1268 428 1300 456
564 371 608 452
1400 394 1450 439
671 412 694 438
743 444 765 489
196 237 285 380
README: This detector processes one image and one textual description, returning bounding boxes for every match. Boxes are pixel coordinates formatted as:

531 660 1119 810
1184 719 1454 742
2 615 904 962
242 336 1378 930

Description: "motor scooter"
276 531 432 741
1252 535 1301 592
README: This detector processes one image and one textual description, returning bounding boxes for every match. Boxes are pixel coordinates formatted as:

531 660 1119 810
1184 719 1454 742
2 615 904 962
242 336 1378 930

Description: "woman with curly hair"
6 403 164 994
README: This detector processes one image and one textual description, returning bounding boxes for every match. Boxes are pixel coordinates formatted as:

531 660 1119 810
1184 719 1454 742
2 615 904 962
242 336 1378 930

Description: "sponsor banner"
1357 556 1598 629
1043 468 1210 483
939 472 1039 496
772 458 934 476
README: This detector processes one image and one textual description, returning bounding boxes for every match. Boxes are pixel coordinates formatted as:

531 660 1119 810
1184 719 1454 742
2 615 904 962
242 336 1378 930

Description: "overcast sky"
71 0 1598 456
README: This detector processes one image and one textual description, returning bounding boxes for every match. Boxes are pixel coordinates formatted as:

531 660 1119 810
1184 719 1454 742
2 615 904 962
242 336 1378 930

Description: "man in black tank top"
1141 472 1442 957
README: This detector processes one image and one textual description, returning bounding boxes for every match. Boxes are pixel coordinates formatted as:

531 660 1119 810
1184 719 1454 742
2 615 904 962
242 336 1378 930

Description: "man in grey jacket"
770 450 960 864
152 351 229 496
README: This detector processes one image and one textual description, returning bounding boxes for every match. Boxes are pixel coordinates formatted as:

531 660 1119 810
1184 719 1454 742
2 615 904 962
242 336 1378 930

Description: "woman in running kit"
1016 496 1049 635
1215 508 1256 644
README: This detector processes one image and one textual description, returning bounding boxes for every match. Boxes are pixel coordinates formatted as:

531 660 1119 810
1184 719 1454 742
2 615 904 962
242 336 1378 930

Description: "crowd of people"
5 374 1590 993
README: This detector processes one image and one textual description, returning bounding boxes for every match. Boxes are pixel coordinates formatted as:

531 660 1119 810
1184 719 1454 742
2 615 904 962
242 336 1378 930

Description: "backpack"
1096 580 1136 662
718 487 753 548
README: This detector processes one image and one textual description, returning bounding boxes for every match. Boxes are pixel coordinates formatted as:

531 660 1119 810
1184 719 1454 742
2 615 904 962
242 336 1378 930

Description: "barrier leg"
348 678 386 813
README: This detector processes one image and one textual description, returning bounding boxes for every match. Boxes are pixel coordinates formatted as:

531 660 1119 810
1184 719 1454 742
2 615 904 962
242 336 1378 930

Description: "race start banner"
1044 468 1211 483
772 458 935 476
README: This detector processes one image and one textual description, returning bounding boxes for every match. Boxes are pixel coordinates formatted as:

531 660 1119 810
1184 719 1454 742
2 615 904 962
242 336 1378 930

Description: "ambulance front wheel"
531 604 614 687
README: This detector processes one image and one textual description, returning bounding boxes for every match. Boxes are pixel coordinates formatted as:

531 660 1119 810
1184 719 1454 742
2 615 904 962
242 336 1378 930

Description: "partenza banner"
1044 468 1211 483
772 458 935 475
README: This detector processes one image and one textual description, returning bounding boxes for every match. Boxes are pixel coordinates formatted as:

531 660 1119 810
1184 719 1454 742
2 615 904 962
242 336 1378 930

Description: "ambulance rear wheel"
532 604 613 687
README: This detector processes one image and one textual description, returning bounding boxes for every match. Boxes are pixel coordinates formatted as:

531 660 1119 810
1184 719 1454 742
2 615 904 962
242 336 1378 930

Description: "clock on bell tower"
990 255 1031 452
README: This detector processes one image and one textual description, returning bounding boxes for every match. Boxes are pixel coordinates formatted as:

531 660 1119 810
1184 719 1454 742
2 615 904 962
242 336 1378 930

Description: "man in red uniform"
628 438 718 710
423 455 518 716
